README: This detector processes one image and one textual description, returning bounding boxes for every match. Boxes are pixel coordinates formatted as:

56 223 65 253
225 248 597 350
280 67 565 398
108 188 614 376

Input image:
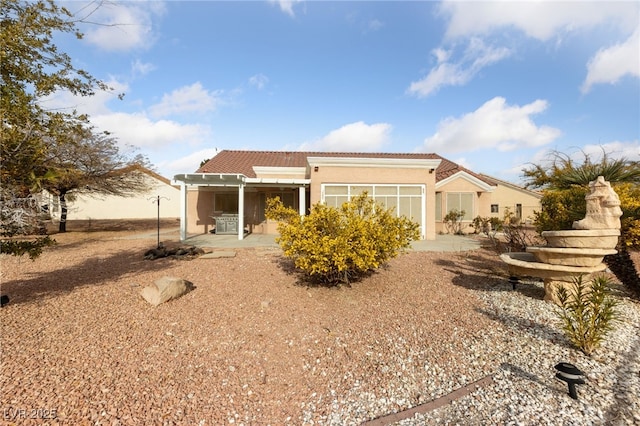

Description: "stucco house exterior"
43 166 181 223
479 174 543 226
172 150 541 241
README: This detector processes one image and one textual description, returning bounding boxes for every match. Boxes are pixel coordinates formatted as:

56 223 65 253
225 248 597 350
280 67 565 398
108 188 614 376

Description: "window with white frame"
321 184 424 236
445 192 474 220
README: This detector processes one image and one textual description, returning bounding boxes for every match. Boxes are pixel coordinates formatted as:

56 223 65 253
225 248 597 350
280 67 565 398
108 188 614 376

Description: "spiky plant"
554 275 622 356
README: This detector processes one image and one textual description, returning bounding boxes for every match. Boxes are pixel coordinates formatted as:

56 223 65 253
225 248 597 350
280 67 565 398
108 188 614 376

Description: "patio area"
181 232 483 252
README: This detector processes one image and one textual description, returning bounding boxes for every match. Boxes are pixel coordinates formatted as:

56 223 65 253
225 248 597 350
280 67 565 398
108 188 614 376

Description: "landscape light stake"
554 362 585 400
508 276 520 290
149 196 169 248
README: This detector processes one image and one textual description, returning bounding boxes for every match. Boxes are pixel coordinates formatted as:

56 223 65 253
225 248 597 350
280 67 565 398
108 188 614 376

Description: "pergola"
172 173 310 241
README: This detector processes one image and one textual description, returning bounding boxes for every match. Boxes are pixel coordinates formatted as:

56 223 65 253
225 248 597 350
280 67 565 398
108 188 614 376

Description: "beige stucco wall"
48 173 180 221
186 186 302 235
488 185 541 224
309 165 437 240
435 177 493 234
186 164 439 239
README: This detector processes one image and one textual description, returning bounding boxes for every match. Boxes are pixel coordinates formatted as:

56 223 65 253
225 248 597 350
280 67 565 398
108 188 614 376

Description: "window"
322 184 425 236
445 193 474 220
257 190 297 222
491 204 499 214
324 185 349 208
214 193 238 213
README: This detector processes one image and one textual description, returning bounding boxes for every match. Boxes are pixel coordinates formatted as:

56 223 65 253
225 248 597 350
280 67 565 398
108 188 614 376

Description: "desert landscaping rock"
140 276 195 306
1 228 638 424
200 250 237 259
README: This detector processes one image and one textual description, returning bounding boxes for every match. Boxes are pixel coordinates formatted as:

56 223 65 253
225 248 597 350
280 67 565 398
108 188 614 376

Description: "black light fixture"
314 166 319 172
508 276 520 290
555 362 585 400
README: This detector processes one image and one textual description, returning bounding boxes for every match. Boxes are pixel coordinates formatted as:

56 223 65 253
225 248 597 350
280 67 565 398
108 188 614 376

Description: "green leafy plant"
266 192 419 285
554 275 622 356
443 209 466 235
471 215 503 236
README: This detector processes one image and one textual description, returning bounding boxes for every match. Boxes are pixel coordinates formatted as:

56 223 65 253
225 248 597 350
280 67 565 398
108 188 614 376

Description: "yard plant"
554 275 622 356
265 193 419 285
443 209 466 235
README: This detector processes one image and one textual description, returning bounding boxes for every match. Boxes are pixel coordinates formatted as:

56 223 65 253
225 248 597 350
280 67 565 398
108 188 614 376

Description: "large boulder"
140 276 194 306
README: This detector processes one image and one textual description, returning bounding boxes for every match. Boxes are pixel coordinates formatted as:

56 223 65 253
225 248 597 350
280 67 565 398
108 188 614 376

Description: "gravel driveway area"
1 228 639 425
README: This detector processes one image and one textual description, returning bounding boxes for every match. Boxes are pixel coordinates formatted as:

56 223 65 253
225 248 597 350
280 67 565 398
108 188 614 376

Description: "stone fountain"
501 176 622 303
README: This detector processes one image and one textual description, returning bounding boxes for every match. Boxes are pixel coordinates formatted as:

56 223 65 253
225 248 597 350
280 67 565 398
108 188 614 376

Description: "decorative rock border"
361 375 495 425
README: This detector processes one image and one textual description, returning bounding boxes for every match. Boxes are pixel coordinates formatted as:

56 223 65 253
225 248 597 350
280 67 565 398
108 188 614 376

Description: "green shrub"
443 209 466 235
554 275 622 356
265 193 419 285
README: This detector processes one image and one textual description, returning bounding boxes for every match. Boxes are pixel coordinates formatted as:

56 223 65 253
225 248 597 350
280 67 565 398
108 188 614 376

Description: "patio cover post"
237 182 245 240
298 186 306 217
179 182 187 241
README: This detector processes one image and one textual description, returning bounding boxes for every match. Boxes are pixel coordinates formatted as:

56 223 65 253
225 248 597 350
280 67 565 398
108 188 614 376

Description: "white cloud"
433 1 640 93
367 19 384 33
76 1 166 52
580 140 640 162
421 97 561 153
131 59 156 77
249 74 269 90
92 112 211 150
452 157 472 170
269 0 302 18
38 78 128 117
407 38 511 97
161 148 221 177
582 26 640 93
439 1 638 41
148 82 222 118
299 121 392 152
526 140 640 178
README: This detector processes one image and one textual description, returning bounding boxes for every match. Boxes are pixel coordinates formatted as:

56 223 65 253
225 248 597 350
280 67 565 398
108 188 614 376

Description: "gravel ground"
1 229 639 425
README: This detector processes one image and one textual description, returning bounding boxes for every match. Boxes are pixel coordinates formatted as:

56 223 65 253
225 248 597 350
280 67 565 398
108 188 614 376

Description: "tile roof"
196 149 494 185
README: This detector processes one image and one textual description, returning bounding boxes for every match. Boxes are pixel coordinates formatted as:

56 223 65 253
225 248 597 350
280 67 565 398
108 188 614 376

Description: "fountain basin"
500 252 607 281
526 246 616 267
541 229 620 249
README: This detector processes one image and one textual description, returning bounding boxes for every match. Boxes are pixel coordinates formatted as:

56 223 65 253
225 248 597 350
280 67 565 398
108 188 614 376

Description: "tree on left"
1 0 148 258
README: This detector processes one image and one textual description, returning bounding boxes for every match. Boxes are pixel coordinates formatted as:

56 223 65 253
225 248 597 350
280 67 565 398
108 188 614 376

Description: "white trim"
238 184 245 240
299 186 306 217
435 170 496 191
252 166 307 176
245 177 311 185
307 156 441 169
172 173 310 187
172 173 245 186
179 182 187 241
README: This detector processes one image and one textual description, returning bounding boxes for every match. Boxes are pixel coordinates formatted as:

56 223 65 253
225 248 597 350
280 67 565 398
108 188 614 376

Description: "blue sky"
49 1 639 183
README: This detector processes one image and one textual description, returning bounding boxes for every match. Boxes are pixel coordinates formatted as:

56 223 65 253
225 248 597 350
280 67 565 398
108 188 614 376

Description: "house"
172 150 541 241
479 174 543 225
43 166 181 223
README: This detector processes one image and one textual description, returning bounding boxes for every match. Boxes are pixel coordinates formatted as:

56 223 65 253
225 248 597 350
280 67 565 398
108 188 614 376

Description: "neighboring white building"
44 167 181 222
